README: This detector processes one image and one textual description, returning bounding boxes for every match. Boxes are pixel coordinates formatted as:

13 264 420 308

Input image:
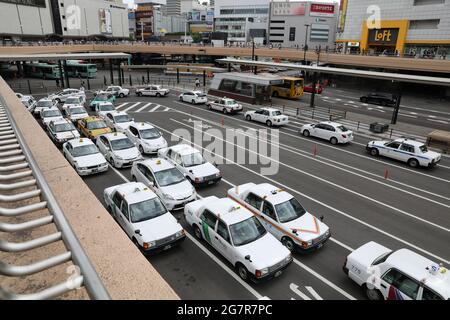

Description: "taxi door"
212 219 234 262
199 209 218 246
379 268 417 300
260 201 281 240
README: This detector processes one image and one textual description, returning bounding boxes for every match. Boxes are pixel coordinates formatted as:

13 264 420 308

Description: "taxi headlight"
216 172 221 177
285 255 292 263
115 155 124 160
175 230 185 238
143 241 156 250
79 167 89 170
255 268 269 278
194 177 204 183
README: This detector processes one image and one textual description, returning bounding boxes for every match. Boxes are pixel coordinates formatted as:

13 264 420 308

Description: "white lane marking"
156 123 450 265
164 107 171 111
362 103 368 106
115 103 129 109
135 102 153 112
335 98 342 101
428 115 437 118
330 238 354 252
347 101 354 104
402 105 450 116
428 119 449 124
172 100 449 183
172 118 450 230
149 105 161 112
399 113 418 118
106 164 265 300
122 102 141 112
290 284 311 300
306 286 323 300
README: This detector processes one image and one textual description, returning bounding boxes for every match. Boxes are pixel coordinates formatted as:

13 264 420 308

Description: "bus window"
219 79 237 92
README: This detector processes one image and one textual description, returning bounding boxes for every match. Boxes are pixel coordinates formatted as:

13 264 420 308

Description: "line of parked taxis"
18 88 449 299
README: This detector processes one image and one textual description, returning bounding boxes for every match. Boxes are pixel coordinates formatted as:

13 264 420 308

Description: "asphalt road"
29 88 450 300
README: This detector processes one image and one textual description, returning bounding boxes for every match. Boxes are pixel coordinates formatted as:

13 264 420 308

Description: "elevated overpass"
1 44 450 74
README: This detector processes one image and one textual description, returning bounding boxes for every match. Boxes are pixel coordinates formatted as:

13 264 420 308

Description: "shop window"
409 19 440 30
235 82 253 97
219 79 237 93
413 0 444 5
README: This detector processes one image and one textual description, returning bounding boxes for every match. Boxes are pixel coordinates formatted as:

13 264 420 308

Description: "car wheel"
137 92 142 97
303 130 310 137
156 93 161 97
366 287 383 301
132 238 143 252
245 115 251 121
191 99 196 104
236 263 249 282
193 224 202 240
370 148 379 156
207 104 212 110
408 158 419 168
179 96 183 101
361 97 367 103
282 237 295 252
110 157 115 167
223 108 228 114
266 120 272 127
119 93 124 98
330 137 338 145
138 145 144 154
55 98 61 104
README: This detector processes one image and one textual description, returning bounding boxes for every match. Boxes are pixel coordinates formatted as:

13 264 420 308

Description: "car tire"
193 224 202 240
119 93 125 98
236 263 249 282
223 108 228 114
137 92 142 97
246 115 251 121
131 175 137 182
282 237 296 252
138 145 144 154
361 97 367 103
207 104 212 110
110 158 115 168
370 148 379 156
266 120 272 127
156 93 161 97
408 158 419 168
191 99 196 104
55 98 61 104
303 130 310 137
365 286 383 301
330 137 338 145
179 96 183 101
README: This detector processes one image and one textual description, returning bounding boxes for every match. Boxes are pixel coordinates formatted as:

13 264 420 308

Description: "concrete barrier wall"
0 44 449 73
0 76 179 300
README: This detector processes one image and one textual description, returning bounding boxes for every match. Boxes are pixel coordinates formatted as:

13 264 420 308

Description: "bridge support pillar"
117 60 122 87
109 59 114 85
63 60 70 88
391 82 403 125
58 60 64 88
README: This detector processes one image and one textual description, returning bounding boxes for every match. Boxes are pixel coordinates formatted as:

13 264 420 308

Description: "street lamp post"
303 24 310 65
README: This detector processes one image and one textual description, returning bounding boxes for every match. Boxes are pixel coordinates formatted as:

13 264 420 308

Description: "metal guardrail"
0 98 110 300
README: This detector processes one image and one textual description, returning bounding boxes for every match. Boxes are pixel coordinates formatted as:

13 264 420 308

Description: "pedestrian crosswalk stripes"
112 102 172 113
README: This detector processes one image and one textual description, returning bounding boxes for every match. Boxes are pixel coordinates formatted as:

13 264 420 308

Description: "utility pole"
139 21 144 42
303 24 310 65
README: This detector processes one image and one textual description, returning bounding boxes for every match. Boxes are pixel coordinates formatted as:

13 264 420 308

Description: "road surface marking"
135 102 153 112
290 284 312 300
306 286 323 300
399 113 418 118
115 103 128 109
122 102 141 112
428 119 449 124
149 105 162 112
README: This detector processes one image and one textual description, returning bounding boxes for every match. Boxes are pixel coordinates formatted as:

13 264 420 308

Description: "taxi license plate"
317 243 323 249
163 244 172 251
274 271 283 278
92 168 98 173
208 180 214 185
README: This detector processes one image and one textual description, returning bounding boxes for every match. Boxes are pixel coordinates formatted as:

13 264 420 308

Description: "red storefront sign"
310 3 335 17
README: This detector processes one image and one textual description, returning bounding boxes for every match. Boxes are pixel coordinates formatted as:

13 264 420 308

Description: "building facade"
268 1 338 49
153 6 186 35
214 0 269 44
336 0 450 58
0 0 129 41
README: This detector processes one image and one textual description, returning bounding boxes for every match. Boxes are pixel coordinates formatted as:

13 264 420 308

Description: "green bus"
66 60 97 78
23 62 61 80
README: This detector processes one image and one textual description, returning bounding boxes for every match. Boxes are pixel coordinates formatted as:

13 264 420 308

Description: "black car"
360 93 397 107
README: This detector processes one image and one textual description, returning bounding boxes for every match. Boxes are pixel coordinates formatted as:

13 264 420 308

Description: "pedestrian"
195 78 200 88
56 78 60 88
79 82 85 92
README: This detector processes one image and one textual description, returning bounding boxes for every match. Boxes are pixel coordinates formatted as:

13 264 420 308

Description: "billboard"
272 1 305 16
338 0 348 32
0 0 46 7
310 3 335 17
99 8 112 34
367 28 399 46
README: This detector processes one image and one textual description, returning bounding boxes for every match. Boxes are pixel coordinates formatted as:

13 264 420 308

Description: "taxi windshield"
337 125 349 132
66 97 81 104
130 198 167 223
115 115 132 123
55 123 75 132
37 100 53 108
86 120 107 130
419 145 428 153
229 216 267 246
99 104 115 112
140 128 160 139
226 100 236 105
182 152 205 167
275 198 306 223
110 138 134 150
96 95 110 101
272 111 282 116
43 110 61 118
155 168 185 187
70 107 86 115
72 145 98 157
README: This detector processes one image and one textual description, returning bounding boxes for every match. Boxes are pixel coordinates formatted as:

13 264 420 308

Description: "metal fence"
0 97 110 300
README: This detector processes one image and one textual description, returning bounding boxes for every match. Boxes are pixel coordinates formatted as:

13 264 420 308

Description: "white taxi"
178 91 208 104
184 196 292 282
96 132 143 168
48 88 86 104
104 111 135 132
47 119 80 147
33 98 57 117
62 138 108 176
64 105 89 123
228 183 330 252
94 102 116 119
125 122 168 155
136 85 170 97
99 85 130 98
206 97 243 114
366 138 441 168
39 107 63 128
62 96 85 110
158 144 221 187
131 158 197 211
103 182 186 254
300 121 354 145
344 241 450 300
245 108 289 127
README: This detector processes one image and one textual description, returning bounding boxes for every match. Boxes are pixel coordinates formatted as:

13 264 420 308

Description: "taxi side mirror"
135 229 141 236
245 255 252 262
189 170 193 174
320 215 324 221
